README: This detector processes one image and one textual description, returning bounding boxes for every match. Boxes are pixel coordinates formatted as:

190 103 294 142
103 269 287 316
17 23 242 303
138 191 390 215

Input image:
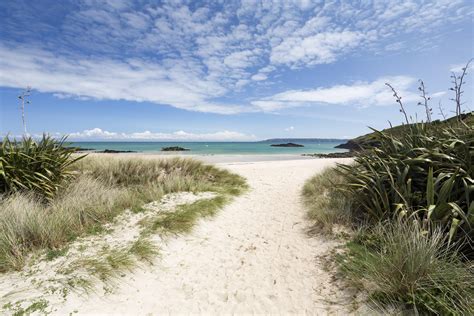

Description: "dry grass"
0 156 246 272
302 167 352 234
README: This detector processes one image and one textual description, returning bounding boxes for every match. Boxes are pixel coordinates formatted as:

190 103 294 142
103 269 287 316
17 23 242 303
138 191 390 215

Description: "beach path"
54 158 355 315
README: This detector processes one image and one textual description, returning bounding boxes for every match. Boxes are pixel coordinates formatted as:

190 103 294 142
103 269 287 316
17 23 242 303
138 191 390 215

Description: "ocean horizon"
69 139 348 155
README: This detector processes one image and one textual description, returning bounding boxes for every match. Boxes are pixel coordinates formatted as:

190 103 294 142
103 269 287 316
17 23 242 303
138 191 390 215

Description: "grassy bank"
303 166 474 314
0 155 247 272
302 65 473 314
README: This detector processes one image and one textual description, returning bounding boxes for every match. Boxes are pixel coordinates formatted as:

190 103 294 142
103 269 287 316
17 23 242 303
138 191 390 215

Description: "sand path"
54 158 354 315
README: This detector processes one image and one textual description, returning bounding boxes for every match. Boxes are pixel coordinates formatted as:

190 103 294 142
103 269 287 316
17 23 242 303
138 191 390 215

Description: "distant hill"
336 112 474 151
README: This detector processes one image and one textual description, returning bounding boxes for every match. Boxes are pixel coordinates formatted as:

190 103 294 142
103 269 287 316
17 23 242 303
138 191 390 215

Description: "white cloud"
251 73 268 81
0 45 250 114
270 31 367 67
252 76 449 111
0 0 471 114
67 128 257 141
284 126 294 132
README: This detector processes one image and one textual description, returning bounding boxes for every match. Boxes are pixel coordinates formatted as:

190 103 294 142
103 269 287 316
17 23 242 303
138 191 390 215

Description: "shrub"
338 221 474 315
337 123 473 252
0 135 84 200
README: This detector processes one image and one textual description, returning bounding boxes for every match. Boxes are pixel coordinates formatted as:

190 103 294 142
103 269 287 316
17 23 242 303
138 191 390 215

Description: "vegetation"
0 147 247 272
0 135 84 200
303 63 474 314
339 222 474 314
338 122 473 250
63 239 159 285
336 112 473 151
302 168 351 234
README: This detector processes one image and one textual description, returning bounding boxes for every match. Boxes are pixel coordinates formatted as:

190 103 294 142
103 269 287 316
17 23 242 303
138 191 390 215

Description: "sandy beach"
42 156 354 314
0 155 359 315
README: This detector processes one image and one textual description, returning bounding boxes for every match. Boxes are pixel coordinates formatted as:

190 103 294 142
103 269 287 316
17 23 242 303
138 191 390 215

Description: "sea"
69 139 348 155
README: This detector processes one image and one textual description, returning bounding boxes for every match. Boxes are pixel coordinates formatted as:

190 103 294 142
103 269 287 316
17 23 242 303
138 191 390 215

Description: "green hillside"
336 112 474 151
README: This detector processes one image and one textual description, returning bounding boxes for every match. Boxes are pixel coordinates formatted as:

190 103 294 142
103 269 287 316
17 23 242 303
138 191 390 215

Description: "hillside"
336 112 474 151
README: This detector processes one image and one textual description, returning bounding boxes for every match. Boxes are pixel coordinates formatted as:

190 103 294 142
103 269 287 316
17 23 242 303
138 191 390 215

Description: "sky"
0 0 473 141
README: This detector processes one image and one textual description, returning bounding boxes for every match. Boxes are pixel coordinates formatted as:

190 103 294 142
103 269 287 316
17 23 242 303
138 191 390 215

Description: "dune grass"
63 238 159 286
144 195 228 235
0 156 247 272
302 167 352 234
339 221 474 314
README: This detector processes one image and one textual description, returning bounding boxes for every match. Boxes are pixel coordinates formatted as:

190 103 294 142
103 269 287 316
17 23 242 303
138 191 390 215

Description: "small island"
270 142 304 147
161 146 190 151
99 149 137 153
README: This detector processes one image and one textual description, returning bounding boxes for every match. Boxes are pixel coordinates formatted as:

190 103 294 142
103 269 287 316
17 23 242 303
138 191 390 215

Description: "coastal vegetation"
303 64 474 314
0 136 247 273
336 112 473 151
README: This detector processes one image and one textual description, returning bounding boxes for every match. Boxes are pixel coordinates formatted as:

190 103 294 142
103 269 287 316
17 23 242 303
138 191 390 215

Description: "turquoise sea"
69 139 348 155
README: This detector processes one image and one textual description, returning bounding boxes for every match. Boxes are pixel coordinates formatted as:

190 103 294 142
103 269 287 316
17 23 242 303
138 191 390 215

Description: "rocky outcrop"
302 152 354 158
99 149 137 153
270 143 304 147
161 146 190 151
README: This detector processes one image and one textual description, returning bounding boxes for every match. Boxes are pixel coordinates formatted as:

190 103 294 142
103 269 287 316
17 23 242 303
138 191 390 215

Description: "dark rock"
303 152 355 158
270 143 304 147
334 140 363 151
161 146 190 151
66 147 95 152
99 149 137 153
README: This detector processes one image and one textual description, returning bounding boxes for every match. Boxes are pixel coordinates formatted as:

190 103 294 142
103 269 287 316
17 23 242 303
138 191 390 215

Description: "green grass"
145 195 228 235
46 246 69 261
337 221 474 315
128 238 159 264
63 238 159 285
0 156 247 272
302 167 352 234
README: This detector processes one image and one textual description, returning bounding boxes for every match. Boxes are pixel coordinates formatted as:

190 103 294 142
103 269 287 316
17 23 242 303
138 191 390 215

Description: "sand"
2 156 361 315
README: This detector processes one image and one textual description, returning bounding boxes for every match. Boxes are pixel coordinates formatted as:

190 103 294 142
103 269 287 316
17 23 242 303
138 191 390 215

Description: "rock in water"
161 146 191 151
270 143 304 147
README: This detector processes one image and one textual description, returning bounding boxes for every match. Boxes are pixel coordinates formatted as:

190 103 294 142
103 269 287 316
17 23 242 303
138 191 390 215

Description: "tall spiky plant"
18 87 31 135
0 135 85 200
450 59 472 120
418 80 432 123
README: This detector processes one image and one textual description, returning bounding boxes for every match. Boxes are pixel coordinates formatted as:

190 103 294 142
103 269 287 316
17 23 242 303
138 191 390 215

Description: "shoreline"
79 152 347 163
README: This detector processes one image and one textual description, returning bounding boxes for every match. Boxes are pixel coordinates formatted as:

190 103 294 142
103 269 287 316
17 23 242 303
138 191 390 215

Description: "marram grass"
0 155 247 272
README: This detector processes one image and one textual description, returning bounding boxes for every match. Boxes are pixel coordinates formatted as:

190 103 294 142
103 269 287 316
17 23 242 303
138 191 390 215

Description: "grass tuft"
302 168 352 234
128 238 159 264
147 196 228 235
338 221 474 315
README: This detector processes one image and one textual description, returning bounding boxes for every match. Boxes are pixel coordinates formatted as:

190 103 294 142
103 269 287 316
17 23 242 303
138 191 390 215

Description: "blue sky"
0 0 473 141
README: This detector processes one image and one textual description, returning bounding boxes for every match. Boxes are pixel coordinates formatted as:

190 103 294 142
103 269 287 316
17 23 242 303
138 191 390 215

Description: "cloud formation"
0 0 471 113
253 76 446 111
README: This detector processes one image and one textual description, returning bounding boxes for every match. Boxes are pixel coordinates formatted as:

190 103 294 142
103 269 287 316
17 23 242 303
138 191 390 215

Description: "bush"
337 123 473 252
0 135 83 200
339 221 474 315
